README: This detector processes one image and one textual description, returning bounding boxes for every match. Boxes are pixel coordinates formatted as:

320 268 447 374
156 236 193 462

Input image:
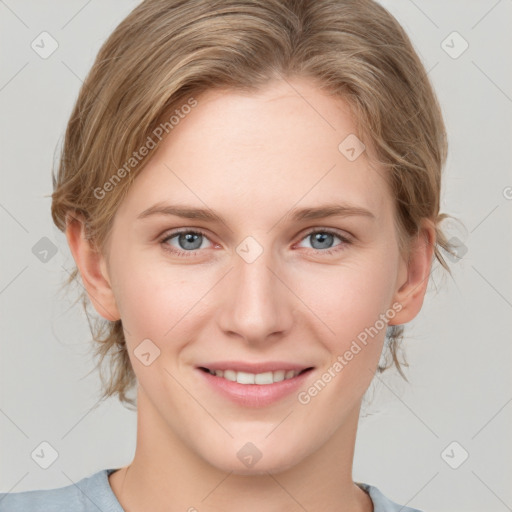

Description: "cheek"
293 251 398 354
111 248 213 349
293 257 398 410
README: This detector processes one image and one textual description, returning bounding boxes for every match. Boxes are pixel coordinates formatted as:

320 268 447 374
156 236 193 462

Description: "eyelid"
300 226 353 242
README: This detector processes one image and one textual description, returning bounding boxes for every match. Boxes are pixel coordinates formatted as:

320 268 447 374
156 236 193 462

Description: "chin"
202 441 307 476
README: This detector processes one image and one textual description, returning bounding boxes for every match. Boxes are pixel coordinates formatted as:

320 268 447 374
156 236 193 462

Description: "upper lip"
197 361 314 373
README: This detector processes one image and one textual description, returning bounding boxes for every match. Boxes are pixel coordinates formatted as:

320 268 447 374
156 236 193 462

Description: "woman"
0 0 455 510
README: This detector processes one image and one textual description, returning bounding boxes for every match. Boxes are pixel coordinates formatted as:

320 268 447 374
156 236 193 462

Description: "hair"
51 0 457 409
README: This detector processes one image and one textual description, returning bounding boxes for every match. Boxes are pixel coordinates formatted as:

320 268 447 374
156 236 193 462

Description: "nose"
216 246 295 345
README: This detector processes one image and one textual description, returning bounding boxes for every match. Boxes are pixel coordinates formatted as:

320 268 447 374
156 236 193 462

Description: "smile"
199 367 311 385
197 365 315 407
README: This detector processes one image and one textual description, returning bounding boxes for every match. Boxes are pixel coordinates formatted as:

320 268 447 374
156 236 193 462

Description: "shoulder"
0 468 123 512
356 482 425 512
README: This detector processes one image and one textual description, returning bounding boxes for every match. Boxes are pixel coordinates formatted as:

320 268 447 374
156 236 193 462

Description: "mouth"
198 366 314 385
197 364 315 407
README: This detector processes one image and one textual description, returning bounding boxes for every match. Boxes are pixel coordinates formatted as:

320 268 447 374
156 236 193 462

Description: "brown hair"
51 0 456 409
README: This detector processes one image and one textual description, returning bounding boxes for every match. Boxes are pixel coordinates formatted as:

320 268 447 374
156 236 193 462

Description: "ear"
65 212 121 322
388 219 435 325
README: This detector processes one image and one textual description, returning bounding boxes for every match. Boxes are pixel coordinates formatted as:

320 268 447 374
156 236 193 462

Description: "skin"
66 77 435 512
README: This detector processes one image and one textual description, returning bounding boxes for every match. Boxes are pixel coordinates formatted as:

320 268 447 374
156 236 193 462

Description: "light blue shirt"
0 468 424 511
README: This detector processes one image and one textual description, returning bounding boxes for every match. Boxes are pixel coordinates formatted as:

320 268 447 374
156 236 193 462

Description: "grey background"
1 1 511 511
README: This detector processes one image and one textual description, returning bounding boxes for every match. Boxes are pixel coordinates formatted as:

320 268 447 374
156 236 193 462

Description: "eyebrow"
136 202 375 223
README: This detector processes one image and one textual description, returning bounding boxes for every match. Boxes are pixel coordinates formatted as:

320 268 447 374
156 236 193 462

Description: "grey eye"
298 231 343 251
163 231 212 252
176 232 203 250
309 232 336 250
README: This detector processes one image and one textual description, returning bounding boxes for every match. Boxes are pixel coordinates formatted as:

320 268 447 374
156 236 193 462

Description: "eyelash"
159 228 352 258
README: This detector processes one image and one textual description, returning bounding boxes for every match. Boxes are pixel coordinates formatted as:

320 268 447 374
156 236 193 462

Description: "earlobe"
65 212 121 322
388 220 436 326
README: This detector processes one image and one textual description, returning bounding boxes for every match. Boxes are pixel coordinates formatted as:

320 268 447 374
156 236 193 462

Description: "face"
74 77 430 475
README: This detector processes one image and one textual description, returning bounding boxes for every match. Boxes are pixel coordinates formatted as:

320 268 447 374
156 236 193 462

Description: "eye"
296 228 352 255
160 229 214 257
159 227 352 258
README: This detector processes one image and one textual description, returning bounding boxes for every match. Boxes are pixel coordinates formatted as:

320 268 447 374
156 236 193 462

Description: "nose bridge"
217 240 293 341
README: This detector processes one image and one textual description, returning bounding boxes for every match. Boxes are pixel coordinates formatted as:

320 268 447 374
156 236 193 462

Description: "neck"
108 388 373 512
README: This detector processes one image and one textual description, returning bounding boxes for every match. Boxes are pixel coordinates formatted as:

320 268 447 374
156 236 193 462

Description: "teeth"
205 368 303 385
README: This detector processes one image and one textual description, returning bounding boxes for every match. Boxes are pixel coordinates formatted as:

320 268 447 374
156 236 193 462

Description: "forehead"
117 77 390 223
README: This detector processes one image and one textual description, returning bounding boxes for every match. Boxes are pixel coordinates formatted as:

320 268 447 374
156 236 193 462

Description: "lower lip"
196 368 314 408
